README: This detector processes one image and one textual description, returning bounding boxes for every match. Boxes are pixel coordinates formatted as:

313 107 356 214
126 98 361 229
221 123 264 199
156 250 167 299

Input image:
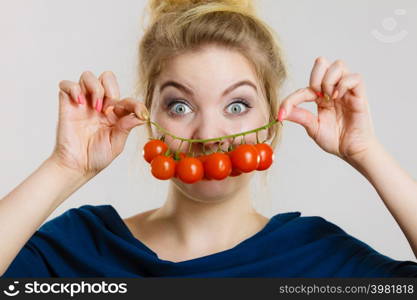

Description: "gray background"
1 0 416 261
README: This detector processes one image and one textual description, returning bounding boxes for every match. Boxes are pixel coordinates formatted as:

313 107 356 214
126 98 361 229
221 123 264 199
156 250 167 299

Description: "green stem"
188 141 194 155
230 137 236 151
147 119 282 144
177 140 184 153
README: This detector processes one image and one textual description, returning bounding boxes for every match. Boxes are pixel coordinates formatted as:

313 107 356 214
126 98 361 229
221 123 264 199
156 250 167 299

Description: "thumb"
277 87 319 139
283 106 319 139
111 114 147 153
117 113 147 132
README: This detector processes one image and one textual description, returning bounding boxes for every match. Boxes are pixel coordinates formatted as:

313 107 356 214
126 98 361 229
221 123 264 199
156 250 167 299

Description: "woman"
1 0 417 277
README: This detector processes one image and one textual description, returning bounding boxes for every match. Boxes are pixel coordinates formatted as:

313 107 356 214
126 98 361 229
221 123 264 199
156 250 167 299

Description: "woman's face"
150 45 270 203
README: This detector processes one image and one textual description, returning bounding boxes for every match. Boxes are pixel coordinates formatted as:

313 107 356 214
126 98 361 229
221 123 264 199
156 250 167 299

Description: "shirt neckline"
106 205 287 265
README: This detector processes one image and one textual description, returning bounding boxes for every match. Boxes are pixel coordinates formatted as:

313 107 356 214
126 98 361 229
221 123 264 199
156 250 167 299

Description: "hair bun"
148 0 257 24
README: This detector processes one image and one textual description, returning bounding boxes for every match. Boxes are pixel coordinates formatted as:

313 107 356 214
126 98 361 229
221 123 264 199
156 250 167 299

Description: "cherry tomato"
203 152 232 180
174 160 179 178
197 154 212 180
173 153 189 178
197 154 209 164
143 139 168 163
226 152 242 177
229 144 260 173
176 157 204 184
229 167 242 177
150 155 176 180
173 151 187 161
254 143 274 170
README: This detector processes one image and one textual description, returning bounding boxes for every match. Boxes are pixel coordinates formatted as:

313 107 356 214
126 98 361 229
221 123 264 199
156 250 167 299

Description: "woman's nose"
194 140 224 154
190 120 228 154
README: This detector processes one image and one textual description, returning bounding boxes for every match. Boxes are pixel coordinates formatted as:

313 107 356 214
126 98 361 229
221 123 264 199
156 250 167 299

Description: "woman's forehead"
159 46 259 84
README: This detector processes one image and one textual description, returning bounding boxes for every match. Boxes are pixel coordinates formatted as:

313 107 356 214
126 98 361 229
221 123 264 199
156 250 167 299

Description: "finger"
58 90 77 111
116 113 147 133
104 104 147 128
322 59 348 100
98 71 120 112
110 113 148 154
278 87 318 121
309 56 330 98
79 71 105 112
285 106 319 139
113 98 149 121
334 73 365 100
58 80 86 105
103 105 119 124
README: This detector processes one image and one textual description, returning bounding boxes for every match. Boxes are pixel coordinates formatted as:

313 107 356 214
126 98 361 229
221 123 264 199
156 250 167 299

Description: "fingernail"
315 91 323 98
95 98 102 112
77 94 86 105
324 93 330 102
332 89 339 100
105 105 114 115
139 110 150 121
277 107 286 121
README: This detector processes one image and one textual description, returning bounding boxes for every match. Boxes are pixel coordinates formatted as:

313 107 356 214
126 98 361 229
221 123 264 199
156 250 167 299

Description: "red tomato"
254 143 274 170
173 151 187 162
226 152 242 177
197 154 209 164
197 154 212 180
176 157 204 184
229 167 242 177
174 160 178 178
173 152 188 178
150 155 176 180
229 144 260 173
143 139 168 163
203 152 232 180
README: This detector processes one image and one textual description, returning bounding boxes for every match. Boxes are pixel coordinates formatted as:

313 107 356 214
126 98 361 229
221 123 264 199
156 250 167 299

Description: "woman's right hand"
49 70 149 178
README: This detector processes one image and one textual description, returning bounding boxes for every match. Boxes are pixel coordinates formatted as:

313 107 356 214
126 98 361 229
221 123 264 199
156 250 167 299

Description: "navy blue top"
2 204 417 277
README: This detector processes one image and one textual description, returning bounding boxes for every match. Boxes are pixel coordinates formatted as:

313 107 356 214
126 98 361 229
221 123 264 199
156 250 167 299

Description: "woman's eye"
226 100 251 115
166 99 251 117
168 101 192 116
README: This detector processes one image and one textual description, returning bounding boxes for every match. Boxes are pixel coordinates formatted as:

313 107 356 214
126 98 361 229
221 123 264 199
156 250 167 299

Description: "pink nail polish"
77 95 82 104
278 108 286 121
95 99 102 112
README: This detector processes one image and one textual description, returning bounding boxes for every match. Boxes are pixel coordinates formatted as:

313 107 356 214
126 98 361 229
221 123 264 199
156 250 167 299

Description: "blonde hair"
133 0 288 214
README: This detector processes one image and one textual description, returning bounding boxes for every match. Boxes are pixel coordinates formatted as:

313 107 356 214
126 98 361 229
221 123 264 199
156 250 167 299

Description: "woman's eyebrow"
159 79 258 96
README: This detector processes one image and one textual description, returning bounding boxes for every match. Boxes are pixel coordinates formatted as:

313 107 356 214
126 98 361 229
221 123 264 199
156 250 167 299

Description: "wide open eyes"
166 99 252 117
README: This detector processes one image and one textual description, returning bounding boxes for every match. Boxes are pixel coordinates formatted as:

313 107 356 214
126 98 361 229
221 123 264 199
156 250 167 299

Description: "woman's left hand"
278 56 380 164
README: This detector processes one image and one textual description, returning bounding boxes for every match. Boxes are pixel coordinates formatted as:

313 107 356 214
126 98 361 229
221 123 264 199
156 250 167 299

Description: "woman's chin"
172 176 241 202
